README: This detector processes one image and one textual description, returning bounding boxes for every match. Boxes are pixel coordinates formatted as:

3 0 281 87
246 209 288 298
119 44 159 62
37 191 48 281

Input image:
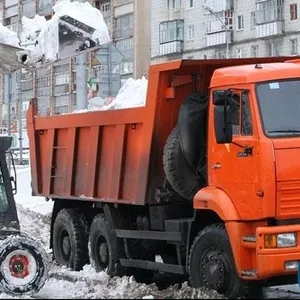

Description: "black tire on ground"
53 208 89 271
0 235 49 296
163 126 201 200
89 214 125 277
189 224 262 299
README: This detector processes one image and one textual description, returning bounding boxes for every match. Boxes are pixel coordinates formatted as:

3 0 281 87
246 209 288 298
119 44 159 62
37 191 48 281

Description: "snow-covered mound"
73 76 148 113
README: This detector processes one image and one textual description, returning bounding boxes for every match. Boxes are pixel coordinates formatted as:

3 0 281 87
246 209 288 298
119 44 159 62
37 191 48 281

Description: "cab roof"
210 60 300 88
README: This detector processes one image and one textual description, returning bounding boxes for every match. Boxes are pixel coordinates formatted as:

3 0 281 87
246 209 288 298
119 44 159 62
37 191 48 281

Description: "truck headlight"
264 233 297 248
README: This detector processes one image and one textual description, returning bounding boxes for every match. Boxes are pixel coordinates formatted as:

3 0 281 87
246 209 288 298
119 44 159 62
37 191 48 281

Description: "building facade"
0 0 151 130
151 0 300 62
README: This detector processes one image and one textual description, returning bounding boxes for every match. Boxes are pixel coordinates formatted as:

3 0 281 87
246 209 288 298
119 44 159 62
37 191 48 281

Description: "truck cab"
195 60 300 282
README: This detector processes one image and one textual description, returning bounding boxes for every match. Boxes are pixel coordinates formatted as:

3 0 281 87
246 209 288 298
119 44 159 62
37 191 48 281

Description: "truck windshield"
256 79 300 137
0 168 8 212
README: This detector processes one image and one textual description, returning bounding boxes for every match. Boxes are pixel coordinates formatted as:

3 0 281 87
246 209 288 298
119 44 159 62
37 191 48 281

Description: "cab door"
208 90 263 220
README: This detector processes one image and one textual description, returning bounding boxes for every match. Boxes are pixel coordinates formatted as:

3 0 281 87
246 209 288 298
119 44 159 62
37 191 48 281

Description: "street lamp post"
202 4 230 58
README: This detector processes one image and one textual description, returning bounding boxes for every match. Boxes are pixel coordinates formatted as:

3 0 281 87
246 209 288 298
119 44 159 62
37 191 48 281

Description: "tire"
0 235 49 296
189 224 249 299
53 208 89 271
163 126 201 200
89 214 125 277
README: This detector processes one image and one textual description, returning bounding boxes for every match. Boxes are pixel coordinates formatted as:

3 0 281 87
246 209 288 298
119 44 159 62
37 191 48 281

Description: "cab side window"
230 94 240 135
241 92 253 136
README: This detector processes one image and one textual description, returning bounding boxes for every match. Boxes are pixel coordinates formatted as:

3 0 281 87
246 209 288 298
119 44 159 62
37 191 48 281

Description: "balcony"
256 21 284 38
159 41 183 56
206 31 232 47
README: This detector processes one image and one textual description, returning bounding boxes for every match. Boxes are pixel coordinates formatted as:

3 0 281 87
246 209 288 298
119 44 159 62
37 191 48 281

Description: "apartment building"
0 0 151 129
151 0 300 62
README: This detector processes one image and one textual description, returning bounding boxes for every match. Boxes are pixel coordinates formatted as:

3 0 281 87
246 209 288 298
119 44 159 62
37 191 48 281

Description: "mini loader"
0 136 49 296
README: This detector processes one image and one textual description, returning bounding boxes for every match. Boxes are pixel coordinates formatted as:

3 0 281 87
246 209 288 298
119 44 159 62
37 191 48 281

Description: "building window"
237 15 244 30
290 4 298 20
187 0 193 8
251 12 256 28
251 45 259 57
236 48 243 58
267 42 280 56
256 0 284 24
291 39 298 55
167 0 181 10
159 20 184 44
187 24 194 40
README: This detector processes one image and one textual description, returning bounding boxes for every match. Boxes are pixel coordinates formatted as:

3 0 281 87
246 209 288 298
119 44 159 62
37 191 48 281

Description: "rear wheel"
53 208 89 271
89 214 125 277
0 235 49 296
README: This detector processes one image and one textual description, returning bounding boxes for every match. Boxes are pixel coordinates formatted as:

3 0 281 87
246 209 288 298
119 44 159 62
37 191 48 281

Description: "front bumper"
256 224 300 279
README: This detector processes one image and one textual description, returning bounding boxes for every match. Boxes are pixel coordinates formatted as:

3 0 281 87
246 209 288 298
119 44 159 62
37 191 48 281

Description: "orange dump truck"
27 57 300 298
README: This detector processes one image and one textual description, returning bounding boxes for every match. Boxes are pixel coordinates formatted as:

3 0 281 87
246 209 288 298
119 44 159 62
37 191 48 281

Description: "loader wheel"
89 214 125 277
53 208 89 271
189 224 244 299
0 235 49 296
163 126 201 200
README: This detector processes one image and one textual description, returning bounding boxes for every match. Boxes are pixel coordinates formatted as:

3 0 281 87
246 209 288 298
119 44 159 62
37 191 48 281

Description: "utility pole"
6 74 12 173
17 0 23 164
76 53 88 110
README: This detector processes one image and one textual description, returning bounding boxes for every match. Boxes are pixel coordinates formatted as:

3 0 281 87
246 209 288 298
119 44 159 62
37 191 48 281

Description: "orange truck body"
27 57 300 293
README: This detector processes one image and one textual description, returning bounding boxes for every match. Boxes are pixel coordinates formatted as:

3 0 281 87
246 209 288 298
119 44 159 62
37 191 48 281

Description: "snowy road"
1 166 300 299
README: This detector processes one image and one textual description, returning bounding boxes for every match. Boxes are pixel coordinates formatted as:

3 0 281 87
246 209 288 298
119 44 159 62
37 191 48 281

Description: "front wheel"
0 235 49 296
189 224 246 299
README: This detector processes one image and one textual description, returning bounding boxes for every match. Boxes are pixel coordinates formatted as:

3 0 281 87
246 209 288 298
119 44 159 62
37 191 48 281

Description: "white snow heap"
74 77 148 113
101 77 148 110
0 23 20 48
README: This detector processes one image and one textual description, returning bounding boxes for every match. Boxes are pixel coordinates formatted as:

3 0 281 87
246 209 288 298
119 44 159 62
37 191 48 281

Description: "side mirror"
213 90 232 105
214 105 233 144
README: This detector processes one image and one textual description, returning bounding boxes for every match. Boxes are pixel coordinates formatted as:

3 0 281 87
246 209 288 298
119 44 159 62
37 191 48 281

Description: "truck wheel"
163 126 201 200
189 224 245 299
89 214 125 277
0 235 49 296
53 208 89 271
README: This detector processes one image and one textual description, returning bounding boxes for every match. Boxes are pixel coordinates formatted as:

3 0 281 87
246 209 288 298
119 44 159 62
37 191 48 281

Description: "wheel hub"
99 242 108 265
9 255 29 279
62 236 71 256
201 249 228 291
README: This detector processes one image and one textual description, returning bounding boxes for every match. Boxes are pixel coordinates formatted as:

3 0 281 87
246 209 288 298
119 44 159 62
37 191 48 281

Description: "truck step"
120 259 185 275
115 229 182 242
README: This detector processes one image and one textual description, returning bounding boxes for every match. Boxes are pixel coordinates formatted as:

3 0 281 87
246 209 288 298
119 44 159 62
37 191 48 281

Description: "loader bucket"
58 15 99 59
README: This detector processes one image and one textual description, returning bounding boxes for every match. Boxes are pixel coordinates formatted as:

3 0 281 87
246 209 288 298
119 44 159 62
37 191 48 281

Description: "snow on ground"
1 165 299 299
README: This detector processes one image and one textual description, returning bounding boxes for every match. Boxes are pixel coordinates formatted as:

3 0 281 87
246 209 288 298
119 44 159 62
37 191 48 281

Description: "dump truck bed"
27 57 292 206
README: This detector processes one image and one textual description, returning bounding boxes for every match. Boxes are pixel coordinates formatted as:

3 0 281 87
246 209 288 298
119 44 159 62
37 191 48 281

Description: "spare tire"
163 126 201 200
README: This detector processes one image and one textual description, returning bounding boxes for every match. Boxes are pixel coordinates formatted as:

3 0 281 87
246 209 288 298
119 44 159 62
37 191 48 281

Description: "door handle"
212 163 222 169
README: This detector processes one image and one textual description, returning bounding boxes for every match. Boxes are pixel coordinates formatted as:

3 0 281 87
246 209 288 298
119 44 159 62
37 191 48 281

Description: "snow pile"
0 24 20 48
73 76 148 114
101 77 148 110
